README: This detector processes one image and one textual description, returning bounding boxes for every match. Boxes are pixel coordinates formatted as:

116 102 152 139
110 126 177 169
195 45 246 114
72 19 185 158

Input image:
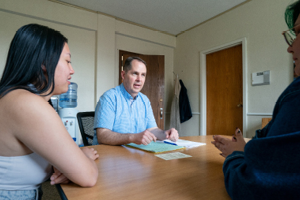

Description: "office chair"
77 111 95 146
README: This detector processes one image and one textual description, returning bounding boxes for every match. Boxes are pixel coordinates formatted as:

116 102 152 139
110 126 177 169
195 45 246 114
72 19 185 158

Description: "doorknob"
160 108 163 119
237 103 243 108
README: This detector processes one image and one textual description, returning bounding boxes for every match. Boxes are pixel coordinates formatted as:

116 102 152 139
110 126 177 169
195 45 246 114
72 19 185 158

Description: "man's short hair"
123 57 147 72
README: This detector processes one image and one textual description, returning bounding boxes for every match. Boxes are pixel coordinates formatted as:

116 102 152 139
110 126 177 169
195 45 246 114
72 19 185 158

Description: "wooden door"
119 50 165 129
206 45 243 135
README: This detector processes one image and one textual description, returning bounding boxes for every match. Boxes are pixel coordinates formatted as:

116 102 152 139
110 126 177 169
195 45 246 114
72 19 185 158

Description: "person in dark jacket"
212 1 300 199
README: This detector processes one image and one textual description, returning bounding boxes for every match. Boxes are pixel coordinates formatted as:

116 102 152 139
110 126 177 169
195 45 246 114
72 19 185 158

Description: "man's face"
121 59 147 98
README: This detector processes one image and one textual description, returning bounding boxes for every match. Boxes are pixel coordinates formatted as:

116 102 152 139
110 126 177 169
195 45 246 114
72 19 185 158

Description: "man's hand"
131 130 157 145
164 128 179 142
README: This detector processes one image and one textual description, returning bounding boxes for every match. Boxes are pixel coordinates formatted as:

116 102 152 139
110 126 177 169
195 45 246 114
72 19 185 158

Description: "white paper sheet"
155 152 192 160
163 139 206 148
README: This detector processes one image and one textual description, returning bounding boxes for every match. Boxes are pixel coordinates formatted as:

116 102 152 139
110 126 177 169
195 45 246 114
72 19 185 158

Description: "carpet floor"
41 181 61 200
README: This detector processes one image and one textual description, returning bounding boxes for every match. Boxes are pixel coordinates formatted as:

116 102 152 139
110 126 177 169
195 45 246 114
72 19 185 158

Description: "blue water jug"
59 82 78 108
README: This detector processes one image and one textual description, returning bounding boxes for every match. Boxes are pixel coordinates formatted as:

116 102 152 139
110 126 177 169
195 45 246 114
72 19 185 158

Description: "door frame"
200 38 247 136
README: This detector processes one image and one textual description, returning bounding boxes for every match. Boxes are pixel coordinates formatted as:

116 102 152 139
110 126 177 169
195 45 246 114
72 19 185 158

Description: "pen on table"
164 141 177 146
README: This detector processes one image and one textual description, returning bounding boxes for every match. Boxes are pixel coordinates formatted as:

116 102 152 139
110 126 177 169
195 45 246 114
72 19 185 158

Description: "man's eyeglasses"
282 27 296 47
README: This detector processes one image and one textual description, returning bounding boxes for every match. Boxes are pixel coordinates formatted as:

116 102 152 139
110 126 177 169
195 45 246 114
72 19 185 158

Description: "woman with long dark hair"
0 24 98 200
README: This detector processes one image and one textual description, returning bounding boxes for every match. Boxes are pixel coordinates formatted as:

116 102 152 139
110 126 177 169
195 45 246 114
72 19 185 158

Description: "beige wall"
175 0 294 137
0 0 97 112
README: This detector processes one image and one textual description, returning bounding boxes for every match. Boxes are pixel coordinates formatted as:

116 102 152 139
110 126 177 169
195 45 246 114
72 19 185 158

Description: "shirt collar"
120 83 139 100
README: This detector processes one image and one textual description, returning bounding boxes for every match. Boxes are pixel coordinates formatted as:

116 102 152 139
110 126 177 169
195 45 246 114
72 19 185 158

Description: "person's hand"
231 127 241 142
81 147 99 160
50 167 70 185
211 128 246 158
131 130 157 145
164 128 179 142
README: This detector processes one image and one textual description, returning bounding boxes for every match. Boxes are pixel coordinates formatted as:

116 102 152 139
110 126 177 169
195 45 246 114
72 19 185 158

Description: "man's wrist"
128 133 134 143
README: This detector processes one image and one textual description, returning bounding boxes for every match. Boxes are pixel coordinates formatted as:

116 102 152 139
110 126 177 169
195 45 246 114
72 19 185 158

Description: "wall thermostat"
252 70 270 86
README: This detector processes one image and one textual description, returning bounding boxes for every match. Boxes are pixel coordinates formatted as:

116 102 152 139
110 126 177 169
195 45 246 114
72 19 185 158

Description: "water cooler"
58 82 82 146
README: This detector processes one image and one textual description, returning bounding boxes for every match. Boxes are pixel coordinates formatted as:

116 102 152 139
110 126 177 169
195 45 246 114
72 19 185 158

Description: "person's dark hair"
123 57 147 72
285 1 300 29
0 23 68 98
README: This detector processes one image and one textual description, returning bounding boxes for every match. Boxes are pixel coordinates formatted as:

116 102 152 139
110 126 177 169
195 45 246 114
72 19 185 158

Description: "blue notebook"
125 141 185 153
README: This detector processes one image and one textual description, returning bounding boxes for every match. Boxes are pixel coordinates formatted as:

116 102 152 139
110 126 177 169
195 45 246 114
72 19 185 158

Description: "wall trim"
115 32 176 49
0 8 96 31
165 112 200 115
247 113 272 116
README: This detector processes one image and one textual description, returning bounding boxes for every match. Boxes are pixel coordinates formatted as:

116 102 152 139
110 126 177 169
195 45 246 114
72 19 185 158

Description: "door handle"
237 103 243 108
160 108 163 119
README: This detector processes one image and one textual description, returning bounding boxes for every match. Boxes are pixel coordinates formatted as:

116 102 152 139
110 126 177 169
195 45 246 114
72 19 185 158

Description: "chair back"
77 112 95 146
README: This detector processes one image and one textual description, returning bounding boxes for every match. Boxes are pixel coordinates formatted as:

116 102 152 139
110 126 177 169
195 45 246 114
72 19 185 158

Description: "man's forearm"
97 128 133 145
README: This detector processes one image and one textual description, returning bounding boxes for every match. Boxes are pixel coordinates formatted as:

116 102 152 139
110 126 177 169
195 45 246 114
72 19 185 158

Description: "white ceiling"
57 0 247 36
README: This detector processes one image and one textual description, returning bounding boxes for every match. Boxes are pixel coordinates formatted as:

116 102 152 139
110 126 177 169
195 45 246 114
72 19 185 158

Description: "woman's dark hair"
0 23 68 97
285 1 300 29
123 57 147 72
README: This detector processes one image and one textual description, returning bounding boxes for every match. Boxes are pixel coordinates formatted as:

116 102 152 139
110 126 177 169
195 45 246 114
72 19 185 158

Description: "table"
60 136 231 200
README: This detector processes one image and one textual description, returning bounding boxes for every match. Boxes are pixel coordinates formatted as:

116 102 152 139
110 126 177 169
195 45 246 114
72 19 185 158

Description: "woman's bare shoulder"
2 89 47 109
0 89 51 124
3 89 42 99
0 90 51 155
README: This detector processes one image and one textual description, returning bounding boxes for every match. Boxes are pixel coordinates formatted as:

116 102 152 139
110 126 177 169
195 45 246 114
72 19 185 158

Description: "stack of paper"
163 139 206 148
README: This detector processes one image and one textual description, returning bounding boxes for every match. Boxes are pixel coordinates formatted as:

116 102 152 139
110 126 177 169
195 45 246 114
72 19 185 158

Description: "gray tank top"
0 152 52 190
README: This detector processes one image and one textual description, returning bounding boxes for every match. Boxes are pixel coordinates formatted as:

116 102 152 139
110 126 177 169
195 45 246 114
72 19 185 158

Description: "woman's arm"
7 91 98 187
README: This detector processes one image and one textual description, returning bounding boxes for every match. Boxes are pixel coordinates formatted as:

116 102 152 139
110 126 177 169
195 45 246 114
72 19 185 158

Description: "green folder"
125 141 185 153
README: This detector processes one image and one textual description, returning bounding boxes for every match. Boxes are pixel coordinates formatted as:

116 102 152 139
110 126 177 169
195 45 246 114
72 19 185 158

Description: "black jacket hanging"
179 79 192 123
